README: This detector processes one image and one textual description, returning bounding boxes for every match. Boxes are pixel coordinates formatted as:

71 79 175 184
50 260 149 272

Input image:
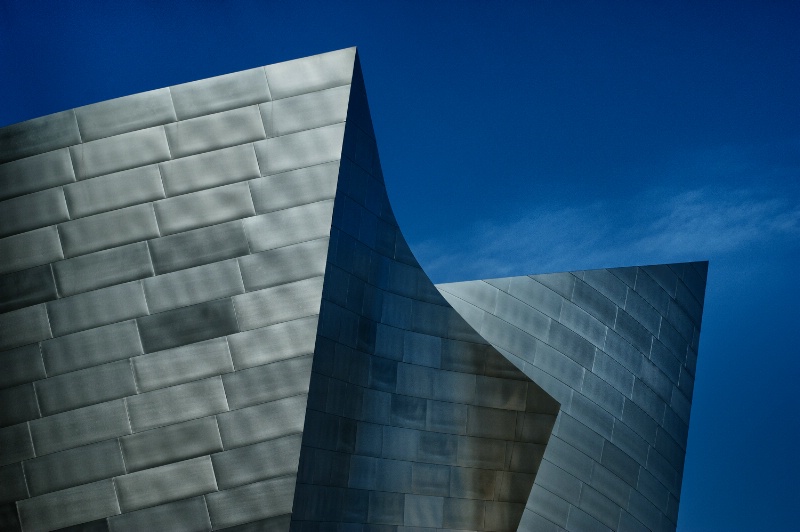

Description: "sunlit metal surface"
0 47 705 532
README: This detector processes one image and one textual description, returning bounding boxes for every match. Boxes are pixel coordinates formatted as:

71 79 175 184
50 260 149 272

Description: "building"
0 48 706 532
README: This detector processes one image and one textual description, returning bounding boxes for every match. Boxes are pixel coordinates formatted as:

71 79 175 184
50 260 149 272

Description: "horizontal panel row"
0 186 69 239
305 412 545 474
12 453 299 530
0 45 353 169
0 150 75 212
293 483 525 530
0 172 337 296
25 299 319 385
344 454 536 503
0 110 81 165
0 100 345 230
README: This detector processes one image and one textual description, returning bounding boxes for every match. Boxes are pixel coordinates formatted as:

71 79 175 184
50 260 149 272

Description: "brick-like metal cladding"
0 46 706 532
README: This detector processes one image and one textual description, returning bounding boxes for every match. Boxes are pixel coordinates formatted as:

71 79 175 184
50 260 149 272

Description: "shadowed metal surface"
0 46 706 532
288 55 559 531
438 263 707 532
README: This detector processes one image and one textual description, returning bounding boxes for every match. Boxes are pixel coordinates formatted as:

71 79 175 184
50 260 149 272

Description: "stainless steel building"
0 48 706 532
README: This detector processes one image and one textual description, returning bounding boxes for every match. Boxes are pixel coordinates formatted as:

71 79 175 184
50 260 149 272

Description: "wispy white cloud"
413 185 800 283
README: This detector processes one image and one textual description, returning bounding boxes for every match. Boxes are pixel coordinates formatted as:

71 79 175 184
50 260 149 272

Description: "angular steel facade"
0 48 706 532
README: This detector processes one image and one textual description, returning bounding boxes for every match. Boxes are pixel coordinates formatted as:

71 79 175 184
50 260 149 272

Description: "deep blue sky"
2 1 798 530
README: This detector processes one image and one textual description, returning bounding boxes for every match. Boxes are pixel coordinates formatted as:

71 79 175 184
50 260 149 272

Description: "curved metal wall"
0 46 706 532
438 263 707 532
290 57 559 531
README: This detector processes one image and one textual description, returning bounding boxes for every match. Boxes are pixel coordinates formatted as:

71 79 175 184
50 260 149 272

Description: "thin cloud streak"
414 186 800 283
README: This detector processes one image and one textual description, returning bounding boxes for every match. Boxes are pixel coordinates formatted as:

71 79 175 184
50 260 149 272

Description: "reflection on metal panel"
438 262 707 531
0 47 705 532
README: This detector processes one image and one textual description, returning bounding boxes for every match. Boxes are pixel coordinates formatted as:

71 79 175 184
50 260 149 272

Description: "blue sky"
1 1 798 529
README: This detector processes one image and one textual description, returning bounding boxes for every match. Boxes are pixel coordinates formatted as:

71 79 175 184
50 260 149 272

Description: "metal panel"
164 106 266 159
136 297 239 353
534 342 585 388
0 225 63 275
581 269 628 308
119 416 223 473
70 125 171 180
0 462 28 504
623 289 662 337
75 88 176 142
36 359 137 416
47 280 148 337
0 343 45 389
0 147 75 202
410 462 450 497
58 203 160 259
253 123 345 176
403 494 443 527
439 281 498 314
449 466 498 500
530 272 576 300
160 143 260 197
426 399 468 434
581 372 625 422
270 85 350 137
559 301 607 348
0 264 57 313
171 67 270 120
227 315 319 370
249 161 339 215
222 355 312 410
143 259 244 314
592 352 635 398
17 479 120 531
115 455 217 512
264 47 355 100
42 319 143 376
125 376 229 433
29 399 130 456
0 303 51 352
232 277 324 332
0 383 39 427
217 394 307 449
53 242 154 297
627 489 661 531
63 164 165 219
577 483 620 529
108 495 212 532
443 497 486 530
402 331 441 369
475 375 528 411
570 280 618 327
153 181 255 236
0 423 34 467
206 475 296 529
239 238 329 292
0 186 69 238
367 490 404 525
132 337 234 393
148 219 250 275
0 109 81 164
211 433 302 490
590 462 632 508
243 200 334 253
456 436 507 470
24 438 126 497
466 405 516 440
494 291 551 340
